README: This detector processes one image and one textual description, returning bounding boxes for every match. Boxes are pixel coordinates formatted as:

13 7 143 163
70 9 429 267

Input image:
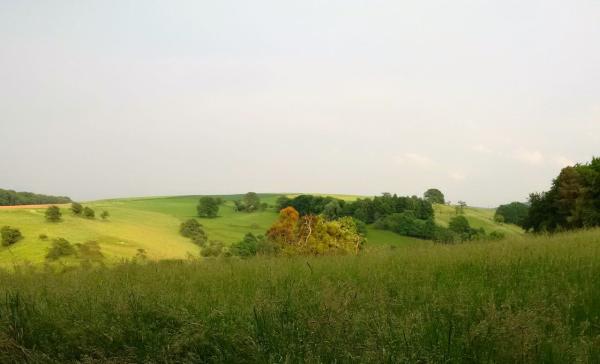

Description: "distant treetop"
424 189 445 204
0 188 71 206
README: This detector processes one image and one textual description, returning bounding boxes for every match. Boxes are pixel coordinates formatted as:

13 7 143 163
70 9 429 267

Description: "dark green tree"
197 197 219 218
71 202 83 215
424 188 445 204
46 238 76 260
83 207 95 219
1 226 23 246
100 211 110 220
45 205 62 222
495 202 529 226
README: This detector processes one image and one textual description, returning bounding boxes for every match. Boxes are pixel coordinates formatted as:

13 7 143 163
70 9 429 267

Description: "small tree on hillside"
100 211 110 220
424 189 445 204
197 197 219 218
46 238 76 260
71 202 83 215
45 205 62 222
83 207 95 219
1 226 23 246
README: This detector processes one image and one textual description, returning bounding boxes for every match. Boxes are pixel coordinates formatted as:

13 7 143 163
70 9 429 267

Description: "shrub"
45 205 62 222
100 211 110 220
38 233 48 241
201 241 224 257
83 207 95 219
197 197 219 218
46 238 76 260
1 226 23 246
179 219 208 246
71 202 83 215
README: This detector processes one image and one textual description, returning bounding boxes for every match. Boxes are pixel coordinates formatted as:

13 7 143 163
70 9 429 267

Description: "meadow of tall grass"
0 229 598 363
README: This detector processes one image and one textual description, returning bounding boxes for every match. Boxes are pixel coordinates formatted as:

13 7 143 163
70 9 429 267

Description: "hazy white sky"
1 1 599 206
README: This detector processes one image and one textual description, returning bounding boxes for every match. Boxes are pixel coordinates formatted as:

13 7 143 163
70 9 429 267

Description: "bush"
46 238 76 260
83 207 95 219
179 219 207 246
38 233 48 241
71 202 83 215
201 241 224 257
45 205 62 222
100 211 110 220
1 226 23 246
375 212 435 239
197 197 219 218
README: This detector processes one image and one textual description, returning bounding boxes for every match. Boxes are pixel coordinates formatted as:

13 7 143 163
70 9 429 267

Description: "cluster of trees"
234 192 267 212
523 157 600 232
494 202 529 225
266 207 365 255
1 226 23 246
277 193 434 240
179 219 208 245
44 203 109 222
0 188 71 206
71 203 109 220
197 197 220 218
45 238 104 262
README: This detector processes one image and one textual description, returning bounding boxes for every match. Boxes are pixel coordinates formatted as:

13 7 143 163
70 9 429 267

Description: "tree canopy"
0 188 71 206
45 205 62 222
523 157 600 232
197 197 220 218
495 202 529 226
424 188 445 204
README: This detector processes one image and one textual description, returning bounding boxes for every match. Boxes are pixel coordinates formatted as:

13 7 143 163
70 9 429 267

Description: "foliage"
1 226 23 246
45 238 76 260
234 192 263 212
200 240 224 257
0 229 598 363
197 197 220 218
495 202 529 226
100 211 110 220
229 233 277 257
179 219 208 246
70 202 83 215
523 157 600 232
83 206 95 219
267 207 364 255
374 212 436 239
38 233 48 241
45 205 62 222
424 188 445 204
276 195 292 210
0 188 71 206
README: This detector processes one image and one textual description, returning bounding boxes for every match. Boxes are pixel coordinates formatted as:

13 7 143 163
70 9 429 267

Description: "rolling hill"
0 194 522 266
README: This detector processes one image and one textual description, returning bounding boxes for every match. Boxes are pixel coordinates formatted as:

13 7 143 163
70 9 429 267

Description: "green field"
0 194 521 266
0 228 597 362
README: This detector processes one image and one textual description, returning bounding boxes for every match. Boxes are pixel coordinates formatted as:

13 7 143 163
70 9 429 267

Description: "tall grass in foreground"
0 230 599 363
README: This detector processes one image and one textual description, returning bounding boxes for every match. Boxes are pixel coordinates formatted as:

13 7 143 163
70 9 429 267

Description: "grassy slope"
0 195 521 265
434 203 524 235
1 229 598 362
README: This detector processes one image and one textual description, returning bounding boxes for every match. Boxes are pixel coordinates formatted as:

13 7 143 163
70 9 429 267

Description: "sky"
0 1 599 207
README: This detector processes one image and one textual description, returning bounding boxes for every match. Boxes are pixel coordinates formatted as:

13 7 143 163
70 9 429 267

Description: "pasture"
0 228 597 362
0 194 521 266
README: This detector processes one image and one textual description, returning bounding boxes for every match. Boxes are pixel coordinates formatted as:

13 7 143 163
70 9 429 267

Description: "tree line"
522 157 600 232
0 188 71 206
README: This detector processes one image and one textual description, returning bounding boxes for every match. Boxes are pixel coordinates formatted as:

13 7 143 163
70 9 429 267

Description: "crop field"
0 228 598 363
0 194 522 266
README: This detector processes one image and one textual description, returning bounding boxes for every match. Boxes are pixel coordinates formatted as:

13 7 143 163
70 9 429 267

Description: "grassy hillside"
0 194 520 266
434 203 524 236
0 228 598 363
